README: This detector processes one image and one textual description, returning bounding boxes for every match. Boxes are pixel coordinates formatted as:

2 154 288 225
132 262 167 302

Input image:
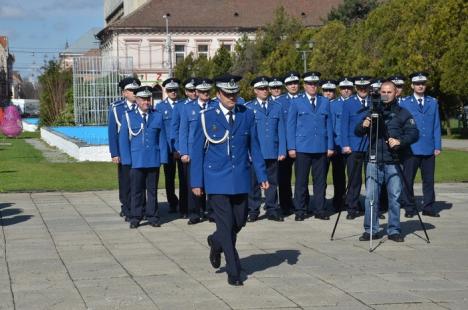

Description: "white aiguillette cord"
200 110 230 155
125 111 144 141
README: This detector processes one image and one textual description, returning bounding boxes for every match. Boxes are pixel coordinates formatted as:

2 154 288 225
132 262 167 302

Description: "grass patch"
0 132 467 192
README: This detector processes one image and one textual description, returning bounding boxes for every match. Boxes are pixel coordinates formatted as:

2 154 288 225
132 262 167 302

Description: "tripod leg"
330 153 362 240
395 164 430 243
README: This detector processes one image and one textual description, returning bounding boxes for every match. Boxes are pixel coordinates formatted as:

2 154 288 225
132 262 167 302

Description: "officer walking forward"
191 74 268 286
108 77 140 220
119 86 168 229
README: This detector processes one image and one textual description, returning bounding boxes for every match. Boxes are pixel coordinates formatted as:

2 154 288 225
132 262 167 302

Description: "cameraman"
355 81 419 242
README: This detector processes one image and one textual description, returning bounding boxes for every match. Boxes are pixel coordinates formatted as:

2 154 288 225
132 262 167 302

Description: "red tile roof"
98 0 343 39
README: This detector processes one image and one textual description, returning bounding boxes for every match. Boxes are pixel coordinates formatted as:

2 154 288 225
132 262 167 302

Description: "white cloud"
0 5 27 18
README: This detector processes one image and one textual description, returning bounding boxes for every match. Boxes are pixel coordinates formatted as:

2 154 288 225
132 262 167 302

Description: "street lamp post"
295 41 314 73
163 13 173 78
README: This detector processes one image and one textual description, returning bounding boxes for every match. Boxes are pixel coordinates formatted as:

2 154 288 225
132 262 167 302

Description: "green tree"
327 0 379 25
210 46 233 77
38 60 73 126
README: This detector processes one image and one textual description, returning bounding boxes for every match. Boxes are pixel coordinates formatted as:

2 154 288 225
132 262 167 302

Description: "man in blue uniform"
277 71 301 216
245 76 286 222
156 78 188 217
388 75 406 104
268 77 283 101
191 74 268 286
183 78 198 103
179 78 216 224
341 76 372 220
356 81 419 242
287 71 334 221
400 72 442 218
325 79 347 212
119 86 168 228
108 77 140 220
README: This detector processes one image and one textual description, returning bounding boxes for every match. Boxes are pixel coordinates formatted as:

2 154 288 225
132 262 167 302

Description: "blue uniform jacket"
190 103 268 195
286 94 334 153
330 97 347 150
340 95 369 152
400 95 442 155
107 99 134 158
119 109 168 168
179 99 217 156
245 99 286 159
154 98 184 154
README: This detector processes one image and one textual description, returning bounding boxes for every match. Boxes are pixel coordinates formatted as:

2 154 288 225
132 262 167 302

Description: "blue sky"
0 0 103 80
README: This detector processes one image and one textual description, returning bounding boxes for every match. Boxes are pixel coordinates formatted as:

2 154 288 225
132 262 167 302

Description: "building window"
174 44 185 65
222 44 232 52
197 44 209 58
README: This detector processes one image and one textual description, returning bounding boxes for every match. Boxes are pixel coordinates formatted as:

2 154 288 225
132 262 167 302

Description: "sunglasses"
167 89 178 93
256 87 269 91
413 82 426 86
322 89 335 92
269 86 282 90
285 82 299 86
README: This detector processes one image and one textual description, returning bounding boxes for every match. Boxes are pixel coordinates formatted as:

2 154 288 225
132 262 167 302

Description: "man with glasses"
183 78 198 102
156 78 188 218
179 78 216 224
191 74 268 286
276 71 302 216
119 86 168 229
245 76 286 222
400 72 442 218
320 79 337 100
287 71 334 221
341 76 372 220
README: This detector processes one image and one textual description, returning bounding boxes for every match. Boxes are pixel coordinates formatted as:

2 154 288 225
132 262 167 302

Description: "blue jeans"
364 163 402 235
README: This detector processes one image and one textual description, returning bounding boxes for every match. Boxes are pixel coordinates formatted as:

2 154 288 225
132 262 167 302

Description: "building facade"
97 0 343 87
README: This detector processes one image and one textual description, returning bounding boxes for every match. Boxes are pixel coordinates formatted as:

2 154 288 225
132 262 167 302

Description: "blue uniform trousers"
118 163 132 216
248 159 280 217
345 152 365 213
163 156 187 214
402 155 436 212
327 153 346 210
278 156 294 214
208 194 247 279
294 152 328 216
184 162 207 219
130 167 160 225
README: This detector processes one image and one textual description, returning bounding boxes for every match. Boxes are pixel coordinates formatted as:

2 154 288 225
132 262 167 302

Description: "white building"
97 0 343 88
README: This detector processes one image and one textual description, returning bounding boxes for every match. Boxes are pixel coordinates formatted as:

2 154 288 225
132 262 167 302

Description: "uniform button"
208 165 212 168
232 155 235 158
232 165 235 168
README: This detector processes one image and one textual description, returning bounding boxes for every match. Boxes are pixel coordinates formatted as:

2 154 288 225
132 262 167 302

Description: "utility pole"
163 13 173 78
295 41 314 73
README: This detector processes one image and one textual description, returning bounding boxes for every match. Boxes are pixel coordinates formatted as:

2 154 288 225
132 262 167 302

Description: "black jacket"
355 100 419 163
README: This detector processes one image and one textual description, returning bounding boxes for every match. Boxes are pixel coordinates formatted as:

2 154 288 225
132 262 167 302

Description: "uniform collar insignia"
216 109 220 114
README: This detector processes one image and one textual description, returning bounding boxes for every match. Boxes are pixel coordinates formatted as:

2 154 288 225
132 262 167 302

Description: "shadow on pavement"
217 249 301 279
0 202 33 226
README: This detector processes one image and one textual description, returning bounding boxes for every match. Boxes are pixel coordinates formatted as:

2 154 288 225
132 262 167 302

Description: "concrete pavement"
1 183 467 310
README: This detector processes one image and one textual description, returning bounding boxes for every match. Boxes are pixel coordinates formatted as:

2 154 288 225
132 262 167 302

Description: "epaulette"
111 100 124 107
244 100 254 106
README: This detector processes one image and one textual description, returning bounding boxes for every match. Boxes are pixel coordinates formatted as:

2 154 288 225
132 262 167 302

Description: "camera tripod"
330 106 430 252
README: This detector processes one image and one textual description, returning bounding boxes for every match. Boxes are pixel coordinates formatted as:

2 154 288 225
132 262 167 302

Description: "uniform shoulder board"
244 100 254 106
111 100 124 107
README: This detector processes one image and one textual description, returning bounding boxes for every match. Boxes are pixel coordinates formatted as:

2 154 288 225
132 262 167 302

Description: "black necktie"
361 99 366 107
418 98 423 110
202 102 206 110
142 113 147 125
262 101 267 113
228 111 234 126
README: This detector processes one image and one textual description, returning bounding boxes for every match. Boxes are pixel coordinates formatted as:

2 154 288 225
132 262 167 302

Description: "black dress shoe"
119 211 125 217
267 214 284 222
129 222 139 229
422 210 440 217
405 211 416 218
187 217 201 225
247 214 258 222
207 235 221 269
227 276 243 286
208 217 215 223
315 214 330 220
282 209 294 216
388 233 405 242
346 212 358 220
124 216 130 222
149 221 161 227
359 232 381 241
294 214 304 221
